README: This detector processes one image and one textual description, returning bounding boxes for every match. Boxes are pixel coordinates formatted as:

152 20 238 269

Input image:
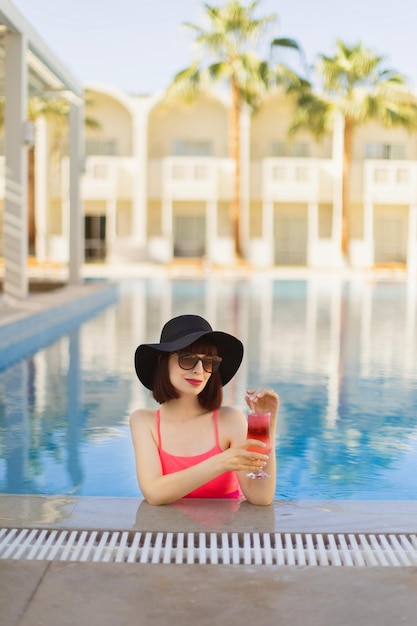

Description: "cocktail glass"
246 409 271 479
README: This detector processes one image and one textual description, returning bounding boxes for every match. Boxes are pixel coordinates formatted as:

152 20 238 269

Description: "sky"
11 0 417 96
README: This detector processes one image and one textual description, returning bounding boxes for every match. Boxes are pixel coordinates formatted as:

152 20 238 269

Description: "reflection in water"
66 329 84 491
0 276 417 499
2 362 30 493
133 498 275 532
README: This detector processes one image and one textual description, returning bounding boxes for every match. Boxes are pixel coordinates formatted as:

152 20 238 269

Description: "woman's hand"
245 388 280 418
219 439 269 474
237 388 280 505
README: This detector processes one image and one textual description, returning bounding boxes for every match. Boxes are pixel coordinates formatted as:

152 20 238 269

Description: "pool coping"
1 495 416 534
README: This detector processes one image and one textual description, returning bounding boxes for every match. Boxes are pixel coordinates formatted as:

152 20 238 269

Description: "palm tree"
1 93 99 256
26 97 70 254
0 96 73 255
165 0 301 258
286 40 417 259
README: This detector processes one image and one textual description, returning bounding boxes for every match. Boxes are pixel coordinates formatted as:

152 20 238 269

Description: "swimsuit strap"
156 409 162 450
156 408 219 450
213 409 220 447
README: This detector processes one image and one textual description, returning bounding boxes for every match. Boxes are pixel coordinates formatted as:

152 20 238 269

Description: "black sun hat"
134 314 244 390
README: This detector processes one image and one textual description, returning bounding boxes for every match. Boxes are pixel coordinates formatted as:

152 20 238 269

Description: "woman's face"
168 342 218 396
168 352 211 396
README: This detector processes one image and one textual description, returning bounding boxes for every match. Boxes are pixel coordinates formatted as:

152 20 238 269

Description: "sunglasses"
174 352 222 374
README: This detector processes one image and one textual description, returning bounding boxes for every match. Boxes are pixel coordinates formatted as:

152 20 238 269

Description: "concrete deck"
2 559 417 626
1 269 417 625
1 496 417 626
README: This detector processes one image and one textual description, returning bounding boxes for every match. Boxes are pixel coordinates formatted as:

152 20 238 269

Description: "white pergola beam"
4 30 28 302
0 0 84 297
68 101 84 284
0 0 83 98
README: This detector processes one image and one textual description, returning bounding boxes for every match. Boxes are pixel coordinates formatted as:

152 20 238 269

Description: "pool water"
1 276 417 500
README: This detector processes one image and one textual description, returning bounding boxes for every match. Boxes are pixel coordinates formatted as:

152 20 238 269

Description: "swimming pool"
1 275 417 500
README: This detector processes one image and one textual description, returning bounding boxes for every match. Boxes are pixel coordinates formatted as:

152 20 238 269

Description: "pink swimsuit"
156 409 240 499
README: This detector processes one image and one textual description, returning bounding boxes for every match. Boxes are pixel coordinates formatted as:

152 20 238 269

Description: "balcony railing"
364 160 417 204
261 158 334 203
82 156 118 199
148 156 234 200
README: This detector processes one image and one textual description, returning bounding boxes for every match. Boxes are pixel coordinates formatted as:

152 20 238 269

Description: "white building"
3 74 417 273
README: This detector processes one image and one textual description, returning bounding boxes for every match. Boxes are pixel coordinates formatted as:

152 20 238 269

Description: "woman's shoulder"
129 408 156 428
217 404 245 423
217 405 246 443
218 403 243 414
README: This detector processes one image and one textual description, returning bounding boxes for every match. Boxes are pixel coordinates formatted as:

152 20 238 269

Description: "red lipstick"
185 378 202 387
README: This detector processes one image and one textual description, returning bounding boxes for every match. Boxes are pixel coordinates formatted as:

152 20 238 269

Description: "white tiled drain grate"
1 529 417 566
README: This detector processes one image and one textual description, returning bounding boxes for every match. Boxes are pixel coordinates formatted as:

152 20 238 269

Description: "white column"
68 99 84 285
239 105 251 259
132 101 148 251
407 205 417 275
35 117 48 261
307 201 319 266
331 110 344 262
4 30 28 302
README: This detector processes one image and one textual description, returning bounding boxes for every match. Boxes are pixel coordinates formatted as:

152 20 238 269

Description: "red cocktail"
246 410 271 479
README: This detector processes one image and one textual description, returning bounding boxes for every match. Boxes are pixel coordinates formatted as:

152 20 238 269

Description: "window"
86 139 118 156
365 143 405 160
271 142 310 157
173 140 212 156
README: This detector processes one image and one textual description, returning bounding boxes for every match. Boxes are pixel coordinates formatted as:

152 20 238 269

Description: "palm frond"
275 64 311 94
207 61 231 81
289 91 332 139
165 0 302 113
271 37 301 52
164 62 202 105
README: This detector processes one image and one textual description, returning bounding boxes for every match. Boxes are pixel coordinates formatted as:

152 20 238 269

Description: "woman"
130 314 279 505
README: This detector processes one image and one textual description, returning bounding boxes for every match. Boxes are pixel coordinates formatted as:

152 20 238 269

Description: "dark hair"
152 340 223 410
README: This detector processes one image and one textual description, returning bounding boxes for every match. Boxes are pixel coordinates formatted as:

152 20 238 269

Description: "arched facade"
27 83 417 272
146 91 235 263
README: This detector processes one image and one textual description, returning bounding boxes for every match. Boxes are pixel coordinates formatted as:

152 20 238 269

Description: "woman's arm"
129 409 269 505
235 389 280 506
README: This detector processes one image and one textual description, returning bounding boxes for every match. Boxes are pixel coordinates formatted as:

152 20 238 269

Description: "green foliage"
291 40 417 137
0 90 99 133
165 0 302 109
